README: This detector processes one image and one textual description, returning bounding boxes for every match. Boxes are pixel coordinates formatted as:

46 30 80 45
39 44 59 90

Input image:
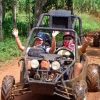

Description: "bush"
0 37 26 62
3 12 29 38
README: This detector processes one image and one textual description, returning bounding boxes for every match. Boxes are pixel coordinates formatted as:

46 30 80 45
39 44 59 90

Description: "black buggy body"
1 10 100 100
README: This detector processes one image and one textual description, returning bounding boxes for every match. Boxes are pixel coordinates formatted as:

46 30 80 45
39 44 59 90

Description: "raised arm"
49 31 59 53
79 36 93 54
12 28 25 51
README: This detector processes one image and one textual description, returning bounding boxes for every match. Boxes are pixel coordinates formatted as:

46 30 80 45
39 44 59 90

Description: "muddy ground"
0 47 100 100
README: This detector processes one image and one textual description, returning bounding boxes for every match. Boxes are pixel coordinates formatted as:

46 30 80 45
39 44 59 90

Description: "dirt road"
0 47 100 100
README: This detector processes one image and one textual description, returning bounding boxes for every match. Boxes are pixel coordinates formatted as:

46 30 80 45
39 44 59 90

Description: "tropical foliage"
1 0 100 38
0 0 100 61
74 0 100 13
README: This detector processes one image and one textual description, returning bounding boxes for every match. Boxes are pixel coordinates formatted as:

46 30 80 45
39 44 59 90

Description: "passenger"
63 32 93 78
12 28 59 54
63 32 75 52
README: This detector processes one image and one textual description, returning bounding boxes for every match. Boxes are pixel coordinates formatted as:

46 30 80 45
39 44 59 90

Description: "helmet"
35 32 51 45
35 32 45 41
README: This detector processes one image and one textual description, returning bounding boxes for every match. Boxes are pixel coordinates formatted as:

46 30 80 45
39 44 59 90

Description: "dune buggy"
1 10 100 100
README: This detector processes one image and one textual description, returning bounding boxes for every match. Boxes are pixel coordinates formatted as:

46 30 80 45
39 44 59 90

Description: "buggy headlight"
31 59 39 68
51 61 60 70
57 50 71 56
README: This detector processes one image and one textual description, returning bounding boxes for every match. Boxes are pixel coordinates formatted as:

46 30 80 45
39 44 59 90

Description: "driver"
63 32 93 78
12 28 59 54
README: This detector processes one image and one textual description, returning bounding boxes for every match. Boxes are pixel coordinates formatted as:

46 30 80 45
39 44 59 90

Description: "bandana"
64 40 75 51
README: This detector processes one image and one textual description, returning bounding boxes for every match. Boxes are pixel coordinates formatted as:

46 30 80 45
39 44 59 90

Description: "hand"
52 31 59 37
12 28 18 38
84 36 93 45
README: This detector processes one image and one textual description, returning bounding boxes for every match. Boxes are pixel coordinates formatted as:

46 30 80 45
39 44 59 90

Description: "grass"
77 13 100 33
0 36 26 62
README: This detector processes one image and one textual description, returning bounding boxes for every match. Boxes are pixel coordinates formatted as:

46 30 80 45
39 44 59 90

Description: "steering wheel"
55 47 75 65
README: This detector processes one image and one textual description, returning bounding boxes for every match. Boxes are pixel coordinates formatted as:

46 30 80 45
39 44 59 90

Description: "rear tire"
1 75 15 100
86 64 100 92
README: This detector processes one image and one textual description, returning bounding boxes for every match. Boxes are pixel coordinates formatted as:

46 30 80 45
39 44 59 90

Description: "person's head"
63 32 75 51
34 32 51 46
34 38 43 46
63 32 74 45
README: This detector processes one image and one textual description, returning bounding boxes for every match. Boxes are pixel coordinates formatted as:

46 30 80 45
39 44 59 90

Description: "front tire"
1 75 15 100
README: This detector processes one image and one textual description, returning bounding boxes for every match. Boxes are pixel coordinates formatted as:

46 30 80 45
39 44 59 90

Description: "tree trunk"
12 0 17 28
34 0 47 25
0 0 3 41
26 0 31 31
67 0 73 14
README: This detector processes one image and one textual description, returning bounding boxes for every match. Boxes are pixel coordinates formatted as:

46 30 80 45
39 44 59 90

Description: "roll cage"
24 27 79 62
36 10 83 38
